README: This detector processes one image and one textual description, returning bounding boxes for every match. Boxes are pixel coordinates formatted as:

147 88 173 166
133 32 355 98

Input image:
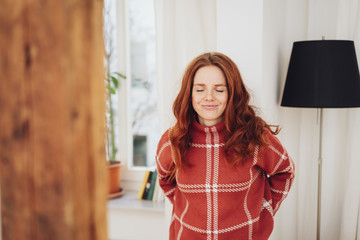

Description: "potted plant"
103 1 125 197
105 71 125 196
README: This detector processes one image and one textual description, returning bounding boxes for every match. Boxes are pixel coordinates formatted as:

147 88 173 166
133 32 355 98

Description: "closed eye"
215 87 227 93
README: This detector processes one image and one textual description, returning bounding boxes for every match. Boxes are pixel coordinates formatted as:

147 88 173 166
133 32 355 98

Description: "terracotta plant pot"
108 161 122 194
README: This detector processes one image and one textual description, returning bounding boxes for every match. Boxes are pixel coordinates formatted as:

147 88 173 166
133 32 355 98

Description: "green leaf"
107 86 116 94
110 76 119 88
113 72 126 79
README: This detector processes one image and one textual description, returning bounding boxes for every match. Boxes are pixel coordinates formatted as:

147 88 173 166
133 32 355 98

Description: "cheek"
191 95 195 105
192 93 200 103
220 94 228 105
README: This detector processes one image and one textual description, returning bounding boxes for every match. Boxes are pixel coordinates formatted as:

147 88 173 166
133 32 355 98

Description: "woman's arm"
257 132 295 214
155 130 177 203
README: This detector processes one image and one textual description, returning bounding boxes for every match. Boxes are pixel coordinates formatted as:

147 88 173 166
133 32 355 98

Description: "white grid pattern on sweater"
243 145 259 240
177 200 189 240
157 128 293 239
171 199 288 236
171 213 175 225
168 128 176 166
218 216 260 234
262 198 274 216
274 177 292 213
156 140 171 176
173 212 261 234
211 126 220 240
177 171 261 194
190 143 225 148
269 145 287 158
268 145 289 176
165 187 175 196
270 151 295 213
156 128 176 180
177 177 256 188
205 127 212 240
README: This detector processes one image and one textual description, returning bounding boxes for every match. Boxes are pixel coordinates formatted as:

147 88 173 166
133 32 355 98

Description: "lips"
201 104 218 109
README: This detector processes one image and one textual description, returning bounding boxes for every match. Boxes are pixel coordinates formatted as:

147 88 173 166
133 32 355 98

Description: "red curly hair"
168 52 279 180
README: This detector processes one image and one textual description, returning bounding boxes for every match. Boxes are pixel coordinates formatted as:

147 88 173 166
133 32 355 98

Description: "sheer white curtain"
155 0 217 133
334 2 360 240
321 1 360 239
275 0 360 239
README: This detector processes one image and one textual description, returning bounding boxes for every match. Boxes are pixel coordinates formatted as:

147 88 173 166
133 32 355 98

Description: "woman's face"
192 65 228 126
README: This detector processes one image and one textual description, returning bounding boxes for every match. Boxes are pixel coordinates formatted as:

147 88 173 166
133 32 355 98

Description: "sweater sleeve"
155 129 176 203
256 131 295 215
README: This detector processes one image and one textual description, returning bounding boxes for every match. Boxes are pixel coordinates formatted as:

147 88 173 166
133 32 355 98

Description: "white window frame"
116 0 153 192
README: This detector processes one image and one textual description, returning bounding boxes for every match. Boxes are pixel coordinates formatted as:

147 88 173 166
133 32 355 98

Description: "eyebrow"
193 84 227 87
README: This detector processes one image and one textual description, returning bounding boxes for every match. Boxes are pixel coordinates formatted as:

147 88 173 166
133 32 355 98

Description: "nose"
205 90 215 101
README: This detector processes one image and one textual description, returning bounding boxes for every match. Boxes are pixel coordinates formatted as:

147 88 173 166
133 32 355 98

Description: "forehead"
193 65 226 85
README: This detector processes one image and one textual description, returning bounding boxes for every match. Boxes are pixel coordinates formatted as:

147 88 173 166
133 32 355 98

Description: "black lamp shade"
281 40 360 108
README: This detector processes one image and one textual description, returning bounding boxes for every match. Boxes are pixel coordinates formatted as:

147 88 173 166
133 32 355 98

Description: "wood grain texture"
0 0 107 240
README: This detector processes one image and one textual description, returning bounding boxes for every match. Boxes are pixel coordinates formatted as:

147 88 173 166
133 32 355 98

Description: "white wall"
108 207 167 240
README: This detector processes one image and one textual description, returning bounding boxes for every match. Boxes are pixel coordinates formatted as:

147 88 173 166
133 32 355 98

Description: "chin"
202 116 222 123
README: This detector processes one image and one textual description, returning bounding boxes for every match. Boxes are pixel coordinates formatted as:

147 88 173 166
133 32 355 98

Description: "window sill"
107 191 168 240
107 191 165 213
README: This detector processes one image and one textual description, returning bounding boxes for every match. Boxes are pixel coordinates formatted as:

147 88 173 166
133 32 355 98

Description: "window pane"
129 0 159 167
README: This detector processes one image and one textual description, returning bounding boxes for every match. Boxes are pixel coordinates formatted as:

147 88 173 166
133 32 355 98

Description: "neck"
197 117 223 127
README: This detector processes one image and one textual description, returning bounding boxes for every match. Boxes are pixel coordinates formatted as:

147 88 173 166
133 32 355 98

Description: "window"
128 0 159 168
115 0 160 190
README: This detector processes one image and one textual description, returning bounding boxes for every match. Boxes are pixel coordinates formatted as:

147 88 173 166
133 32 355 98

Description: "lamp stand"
281 39 360 240
317 35 324 240
317 108 323 240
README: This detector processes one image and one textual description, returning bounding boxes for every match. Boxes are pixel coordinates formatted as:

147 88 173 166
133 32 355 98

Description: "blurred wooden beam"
0 0 107 240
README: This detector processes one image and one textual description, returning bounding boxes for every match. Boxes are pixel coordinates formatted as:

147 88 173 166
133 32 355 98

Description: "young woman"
156 52 295 240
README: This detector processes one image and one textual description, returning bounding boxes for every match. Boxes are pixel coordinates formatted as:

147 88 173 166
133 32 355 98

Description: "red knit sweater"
156 120 295 240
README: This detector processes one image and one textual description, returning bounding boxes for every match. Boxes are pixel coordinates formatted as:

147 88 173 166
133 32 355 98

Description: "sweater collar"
190 119 225 143
191 119 225 132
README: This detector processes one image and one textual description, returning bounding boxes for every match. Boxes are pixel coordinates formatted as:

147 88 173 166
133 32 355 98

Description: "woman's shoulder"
262 127 284 150
158 128 173 144
156 128 174 165
157 127 174 152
